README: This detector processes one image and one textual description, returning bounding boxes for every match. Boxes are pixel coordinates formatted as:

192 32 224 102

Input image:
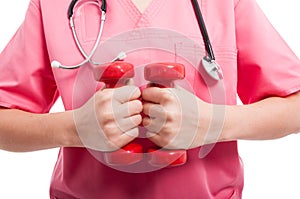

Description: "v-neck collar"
131 0 153 13
117 0 166 27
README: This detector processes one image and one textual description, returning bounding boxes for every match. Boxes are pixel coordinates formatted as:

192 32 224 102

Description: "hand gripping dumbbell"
94 61 143 166
144 62 187 167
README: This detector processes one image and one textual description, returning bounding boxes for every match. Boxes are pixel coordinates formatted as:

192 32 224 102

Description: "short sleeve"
235 0 300 104
0 0 58 113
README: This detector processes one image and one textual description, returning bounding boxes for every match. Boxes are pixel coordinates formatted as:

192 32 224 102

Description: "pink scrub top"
1 0 300 198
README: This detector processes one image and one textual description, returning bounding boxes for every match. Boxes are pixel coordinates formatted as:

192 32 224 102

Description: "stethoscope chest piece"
201 57 223 81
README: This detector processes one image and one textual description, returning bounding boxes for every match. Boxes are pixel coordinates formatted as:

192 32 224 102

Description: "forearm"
220 92 300 142
0 108 79 152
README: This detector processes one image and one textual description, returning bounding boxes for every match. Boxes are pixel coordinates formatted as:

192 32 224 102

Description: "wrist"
48 111 82 148
218 104 244 142
198 102 242 145
202 102 229 144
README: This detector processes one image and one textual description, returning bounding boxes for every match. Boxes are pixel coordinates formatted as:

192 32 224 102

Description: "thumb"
114 85 141 103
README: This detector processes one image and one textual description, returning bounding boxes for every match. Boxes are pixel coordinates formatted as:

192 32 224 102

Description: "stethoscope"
51 0 223 81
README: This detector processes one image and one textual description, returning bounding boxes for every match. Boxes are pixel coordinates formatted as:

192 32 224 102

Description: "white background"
0 0 300 198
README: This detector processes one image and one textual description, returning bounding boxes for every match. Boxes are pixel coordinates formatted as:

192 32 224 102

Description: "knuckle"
101 111 115 120
132 114 142 125
160 90 175 103
131 100 143 111
99 116 117 132
166 111 180 122
96 91 112 104
157 106 165 115
100 122 114 133
135 100 143 110
131 85 141 95
161 124 175 137
125 85 140 96
142 117 150 127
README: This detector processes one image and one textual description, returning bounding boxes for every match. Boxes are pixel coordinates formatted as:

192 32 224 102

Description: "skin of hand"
142 86 212 150
73 85 143 152
1 84 300 152
142 86 300 150
0 85 143 152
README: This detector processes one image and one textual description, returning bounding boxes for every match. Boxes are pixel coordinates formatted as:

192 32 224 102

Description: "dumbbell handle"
144 62 187 167
95 61 143 166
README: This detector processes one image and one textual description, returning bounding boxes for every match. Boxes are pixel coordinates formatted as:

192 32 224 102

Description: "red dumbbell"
144 62 187 167
94 61 143 166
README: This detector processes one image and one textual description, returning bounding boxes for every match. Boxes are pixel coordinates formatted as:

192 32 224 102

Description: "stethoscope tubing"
190 0 215 61
69 10 106 68
68 0 106 68
53 0 223 80
68 0 106 17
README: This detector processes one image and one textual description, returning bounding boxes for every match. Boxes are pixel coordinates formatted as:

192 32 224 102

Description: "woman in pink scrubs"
1 0 300 198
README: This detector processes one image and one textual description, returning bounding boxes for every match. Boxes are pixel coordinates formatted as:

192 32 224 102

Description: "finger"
116 114 142 132
142 116 165 133
112 128 139 148
142 117 152 128
146 131 165 148
125 78 135 85
115 100 143 118
142 87 163 103
173 84 186 90
143 103 165 118
146 131 178 149
145 131 157 138
114 85 141 103
96 82 106 92
142 87 174 104
124 127 139 138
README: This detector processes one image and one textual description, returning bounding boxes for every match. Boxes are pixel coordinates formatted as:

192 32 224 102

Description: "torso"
39 0 243 198
131 0 153 13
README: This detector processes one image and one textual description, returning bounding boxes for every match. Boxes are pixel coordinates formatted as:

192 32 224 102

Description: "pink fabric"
235 0 300 103
1 0 300 198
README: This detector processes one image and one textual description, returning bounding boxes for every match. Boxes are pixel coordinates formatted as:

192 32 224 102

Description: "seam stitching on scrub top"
117 0 142 25
143 0 165 24
29 0 41 13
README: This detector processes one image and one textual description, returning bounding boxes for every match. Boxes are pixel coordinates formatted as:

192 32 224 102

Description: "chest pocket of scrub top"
173 42 205 93
175 38 238 104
